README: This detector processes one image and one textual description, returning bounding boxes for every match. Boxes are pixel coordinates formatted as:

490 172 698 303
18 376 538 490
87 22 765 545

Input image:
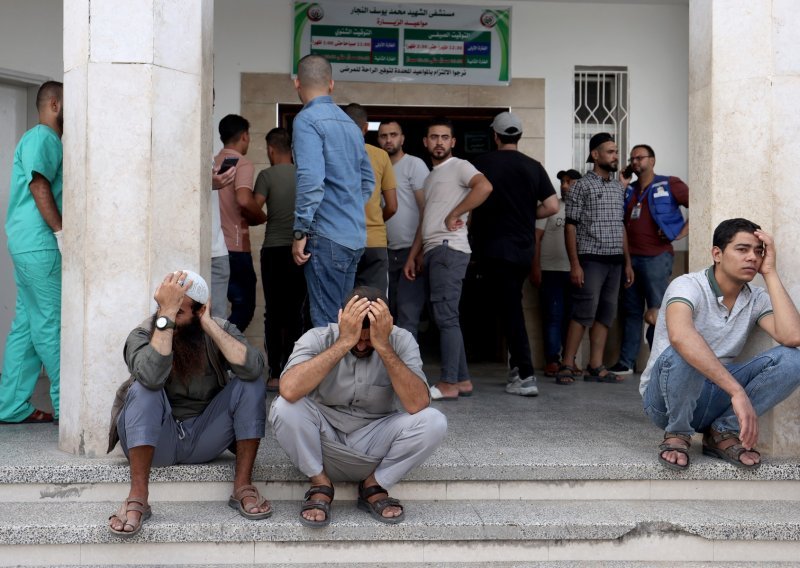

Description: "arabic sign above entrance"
293 2 511 85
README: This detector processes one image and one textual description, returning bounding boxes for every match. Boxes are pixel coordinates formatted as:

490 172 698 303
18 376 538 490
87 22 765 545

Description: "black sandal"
584 364 623 383
357 480 405 525
299 484 334 528
658 432 691 471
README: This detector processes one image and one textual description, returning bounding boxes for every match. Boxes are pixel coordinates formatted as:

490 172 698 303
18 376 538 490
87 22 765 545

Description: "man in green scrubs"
0 81 63 424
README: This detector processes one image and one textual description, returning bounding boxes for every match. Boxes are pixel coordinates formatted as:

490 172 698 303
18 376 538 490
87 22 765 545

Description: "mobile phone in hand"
217 156 239 175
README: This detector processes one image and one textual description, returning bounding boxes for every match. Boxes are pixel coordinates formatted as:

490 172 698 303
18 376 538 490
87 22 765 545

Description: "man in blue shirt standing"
291 55 374 327
0 81 63 424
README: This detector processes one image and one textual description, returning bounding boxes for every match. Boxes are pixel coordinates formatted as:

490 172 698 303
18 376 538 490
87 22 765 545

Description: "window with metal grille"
573 67 629 173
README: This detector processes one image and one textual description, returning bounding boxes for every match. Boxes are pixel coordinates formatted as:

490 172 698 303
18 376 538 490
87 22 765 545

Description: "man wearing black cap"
532 169 581 379
472 111 559 397
558 133 634 384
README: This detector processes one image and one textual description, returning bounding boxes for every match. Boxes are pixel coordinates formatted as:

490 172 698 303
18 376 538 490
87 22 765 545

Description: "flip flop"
429 385 458 401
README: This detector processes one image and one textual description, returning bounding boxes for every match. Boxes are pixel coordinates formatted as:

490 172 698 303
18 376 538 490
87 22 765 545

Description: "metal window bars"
573 67 629 174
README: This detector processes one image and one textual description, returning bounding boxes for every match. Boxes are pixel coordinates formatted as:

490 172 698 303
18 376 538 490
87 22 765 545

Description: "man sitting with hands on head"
107 269 269 538
270 286 447 527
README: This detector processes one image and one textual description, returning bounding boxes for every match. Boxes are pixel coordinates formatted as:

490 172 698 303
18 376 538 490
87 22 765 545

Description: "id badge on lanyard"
631 202 643 220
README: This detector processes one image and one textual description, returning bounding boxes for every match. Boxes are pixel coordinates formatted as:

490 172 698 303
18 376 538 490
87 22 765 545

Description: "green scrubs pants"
0 250 61 421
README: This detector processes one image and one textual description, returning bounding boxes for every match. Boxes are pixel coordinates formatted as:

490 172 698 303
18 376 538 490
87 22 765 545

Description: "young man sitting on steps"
640 218 800 471
270 286 447 527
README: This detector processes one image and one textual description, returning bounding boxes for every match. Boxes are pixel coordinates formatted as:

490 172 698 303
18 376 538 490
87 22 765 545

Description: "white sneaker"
507 366 521 383
506 376 539 397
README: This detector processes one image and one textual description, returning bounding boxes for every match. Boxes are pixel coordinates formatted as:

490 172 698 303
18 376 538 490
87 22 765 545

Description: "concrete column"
60 0 214 456
689 0 800 456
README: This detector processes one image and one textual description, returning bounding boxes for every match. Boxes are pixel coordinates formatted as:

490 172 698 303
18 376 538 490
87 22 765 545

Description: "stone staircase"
2 365 800 566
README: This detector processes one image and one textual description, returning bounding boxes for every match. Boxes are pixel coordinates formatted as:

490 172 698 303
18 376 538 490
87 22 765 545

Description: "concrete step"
4 478 800 504
1 499 799 565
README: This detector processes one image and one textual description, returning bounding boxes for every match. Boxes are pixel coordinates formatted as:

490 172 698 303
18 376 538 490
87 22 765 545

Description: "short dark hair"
631 144 655 159
426 117 454 137
218 114 249 145
297 54 332 88
713 218 761 251
379 120 403 133
343 286 389 329
497 132 522 145
36 81 63 112
266 127 291 153
343 103 368 129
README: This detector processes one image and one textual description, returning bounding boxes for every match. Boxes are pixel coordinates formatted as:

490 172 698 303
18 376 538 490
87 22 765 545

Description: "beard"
598 160 618 173
350 345 374 359
150 313 207 383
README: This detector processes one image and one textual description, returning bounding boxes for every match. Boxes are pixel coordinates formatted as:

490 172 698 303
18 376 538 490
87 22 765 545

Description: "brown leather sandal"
702 429 761 470
228 484 272 520
658 432 691 471
108 497 152 538
0 409 53 424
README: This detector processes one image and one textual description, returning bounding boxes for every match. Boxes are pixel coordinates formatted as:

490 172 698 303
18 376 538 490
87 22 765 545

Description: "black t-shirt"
470 150 556 265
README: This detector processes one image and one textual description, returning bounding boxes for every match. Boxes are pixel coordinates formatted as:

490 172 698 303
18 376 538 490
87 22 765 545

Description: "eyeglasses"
630 155 653 162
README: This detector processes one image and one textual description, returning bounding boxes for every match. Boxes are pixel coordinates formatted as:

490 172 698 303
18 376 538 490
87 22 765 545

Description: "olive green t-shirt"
254 163 297 248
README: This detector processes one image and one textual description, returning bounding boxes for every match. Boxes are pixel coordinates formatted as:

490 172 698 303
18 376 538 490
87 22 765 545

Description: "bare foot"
456 380 473 395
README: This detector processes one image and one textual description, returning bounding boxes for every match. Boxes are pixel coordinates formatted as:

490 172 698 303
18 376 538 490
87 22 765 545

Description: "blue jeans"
618 252 674 368
539 271 572 364
643 345 800 437
227 251 257 332
425 244 469 383
304 234 363 327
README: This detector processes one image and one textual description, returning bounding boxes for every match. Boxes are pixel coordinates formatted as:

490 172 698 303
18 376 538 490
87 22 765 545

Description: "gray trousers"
118 377 266 467
388 247 426 339
355 246 389 293
269 396 447 488
211 254 231 319
425 244 470 383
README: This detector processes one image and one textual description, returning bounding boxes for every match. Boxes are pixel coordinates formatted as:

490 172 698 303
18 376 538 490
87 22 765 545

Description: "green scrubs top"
5 124 63 254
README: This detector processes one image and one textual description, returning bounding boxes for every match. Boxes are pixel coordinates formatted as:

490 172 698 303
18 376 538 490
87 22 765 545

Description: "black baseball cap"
586 132 614 163
556 169 582 181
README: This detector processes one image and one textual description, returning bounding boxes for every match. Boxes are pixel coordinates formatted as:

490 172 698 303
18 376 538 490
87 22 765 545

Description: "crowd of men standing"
6 56 800 535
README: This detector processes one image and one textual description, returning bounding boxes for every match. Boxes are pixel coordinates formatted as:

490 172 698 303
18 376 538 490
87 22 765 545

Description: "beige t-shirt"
421 157 478 254
214 149 255 252
364 144 397 248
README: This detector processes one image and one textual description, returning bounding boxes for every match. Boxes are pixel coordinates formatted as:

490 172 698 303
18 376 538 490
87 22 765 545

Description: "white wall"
0 0 689 181
213 1 689 180
0 1 63 81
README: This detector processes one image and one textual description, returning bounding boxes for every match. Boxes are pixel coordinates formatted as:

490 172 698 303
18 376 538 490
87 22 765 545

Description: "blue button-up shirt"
292 95 374 250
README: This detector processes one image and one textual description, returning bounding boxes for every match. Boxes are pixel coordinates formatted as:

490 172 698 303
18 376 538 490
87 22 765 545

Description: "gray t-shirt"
254 163 297 248
281 323 428 433
421 157 479 255
639 266 774 396
535 199 570 272
386 154 429 250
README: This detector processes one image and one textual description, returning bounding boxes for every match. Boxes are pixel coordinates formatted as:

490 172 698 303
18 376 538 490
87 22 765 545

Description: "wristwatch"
293 230 306 240
155 315 176 331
